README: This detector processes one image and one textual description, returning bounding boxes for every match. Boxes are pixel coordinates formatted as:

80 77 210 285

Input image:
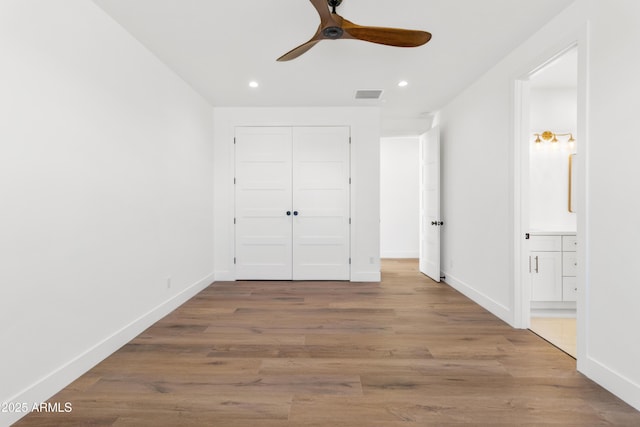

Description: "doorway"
379 130 441 282
379 136 420 261
516 46 579 358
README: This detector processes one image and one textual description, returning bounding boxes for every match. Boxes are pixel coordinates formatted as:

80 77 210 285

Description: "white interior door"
419 126 441 281
292 127 350 280
235 127 293 280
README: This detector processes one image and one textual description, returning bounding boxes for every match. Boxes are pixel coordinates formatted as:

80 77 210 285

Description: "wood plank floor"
16 259 640 426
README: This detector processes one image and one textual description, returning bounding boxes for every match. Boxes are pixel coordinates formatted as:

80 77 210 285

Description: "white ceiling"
93 0 575 134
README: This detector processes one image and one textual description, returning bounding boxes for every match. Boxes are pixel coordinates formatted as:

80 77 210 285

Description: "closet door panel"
292 127 350 280
235 127 293 280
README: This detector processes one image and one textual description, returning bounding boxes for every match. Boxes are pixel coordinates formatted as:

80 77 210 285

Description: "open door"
419 126 441 281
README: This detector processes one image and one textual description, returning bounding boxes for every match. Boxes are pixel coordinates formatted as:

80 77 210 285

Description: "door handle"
286 211 291 216
293 211 299 216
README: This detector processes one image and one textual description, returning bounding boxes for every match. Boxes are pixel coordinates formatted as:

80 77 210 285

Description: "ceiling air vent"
355 90 383 100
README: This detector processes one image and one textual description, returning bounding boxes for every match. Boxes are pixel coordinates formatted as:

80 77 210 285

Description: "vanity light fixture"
533 130 575 145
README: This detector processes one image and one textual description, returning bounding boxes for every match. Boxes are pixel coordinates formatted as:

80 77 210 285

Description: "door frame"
512 26 589 368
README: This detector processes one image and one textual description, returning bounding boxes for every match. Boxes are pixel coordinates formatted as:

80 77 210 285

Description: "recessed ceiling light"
249 81 259 88
398 80 409 87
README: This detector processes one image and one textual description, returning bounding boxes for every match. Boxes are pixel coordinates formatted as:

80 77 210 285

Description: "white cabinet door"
292 127 350 280
563 276 578 301
419 126 441 282
530 251 562 300
563 252 578 277
562 235 578 251
235 126 350 281
235 127 293 280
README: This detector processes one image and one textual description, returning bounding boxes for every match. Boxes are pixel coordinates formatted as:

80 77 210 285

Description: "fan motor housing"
323 26 344 39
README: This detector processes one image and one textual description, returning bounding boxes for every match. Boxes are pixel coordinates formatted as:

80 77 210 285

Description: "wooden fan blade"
278 1 340 62
277 37 322 62
341 18 431 47
309 0 335 26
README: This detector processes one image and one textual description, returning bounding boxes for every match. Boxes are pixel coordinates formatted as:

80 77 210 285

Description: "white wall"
439 71 514 321
380 137 420 258
529 88 577 231
0 2 214 424
582 0 640 411
213 107 381 282
439 0 640 411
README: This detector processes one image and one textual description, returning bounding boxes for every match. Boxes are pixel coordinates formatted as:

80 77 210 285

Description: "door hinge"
234 177 236 185
234 137 236 144
349 258 351 264
234 257 236 264
349 136 352 144
349 218 351 224
234 218 236 224
349 177 351 184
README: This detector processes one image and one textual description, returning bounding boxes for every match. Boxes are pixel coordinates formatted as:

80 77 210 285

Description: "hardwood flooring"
16 259 640 426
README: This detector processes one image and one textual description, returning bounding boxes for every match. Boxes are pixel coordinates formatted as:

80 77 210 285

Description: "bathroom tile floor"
530 317 577 358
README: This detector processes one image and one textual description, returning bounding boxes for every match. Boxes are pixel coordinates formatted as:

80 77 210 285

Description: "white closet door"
292 127 350 280
235 127 293 280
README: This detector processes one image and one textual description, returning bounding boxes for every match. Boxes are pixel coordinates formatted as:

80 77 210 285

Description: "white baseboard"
581 356 640 412
351 271 381 282
215 270 381 283
1 272 215 427
214 270 235 281
440 270 513 325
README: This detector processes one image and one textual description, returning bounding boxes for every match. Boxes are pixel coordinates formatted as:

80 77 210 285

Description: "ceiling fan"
277 0 432 61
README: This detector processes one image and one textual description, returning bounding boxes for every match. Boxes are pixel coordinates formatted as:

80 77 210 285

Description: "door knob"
293 211 299 216
286 211 291 216
431 221 437 225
